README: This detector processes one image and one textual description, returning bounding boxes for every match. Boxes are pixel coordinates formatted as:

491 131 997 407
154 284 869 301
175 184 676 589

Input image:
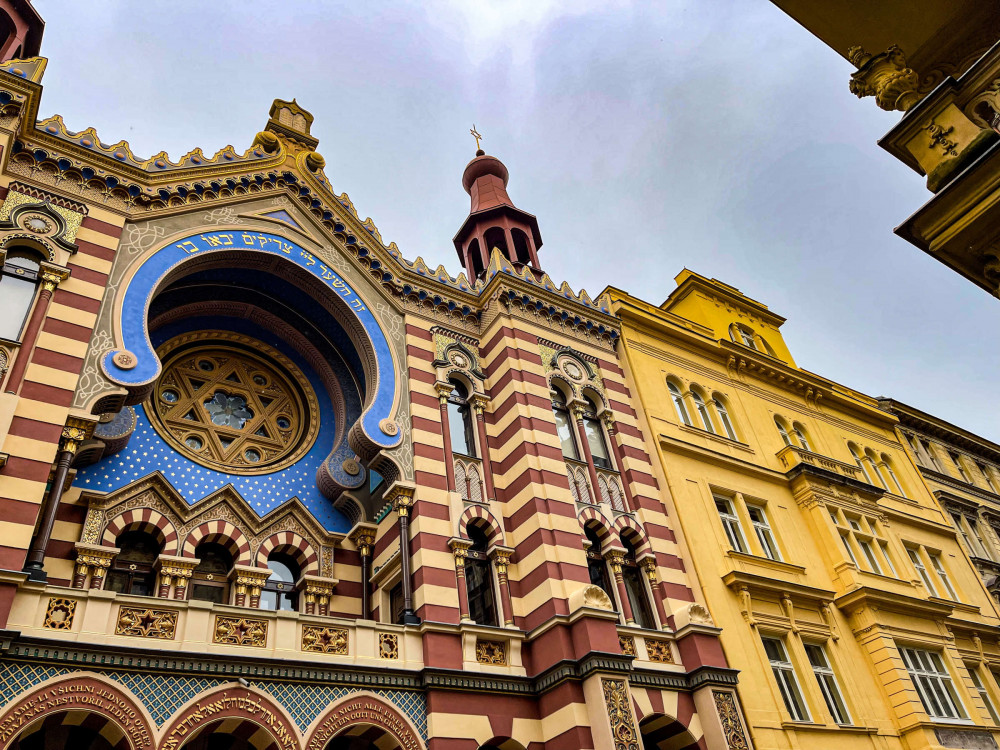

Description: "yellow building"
607 270 1000 750
770 2 1000 297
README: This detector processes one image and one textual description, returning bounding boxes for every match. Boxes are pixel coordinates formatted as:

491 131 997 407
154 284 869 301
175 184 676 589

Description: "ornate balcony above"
881 40 1000 297
776 445 885 498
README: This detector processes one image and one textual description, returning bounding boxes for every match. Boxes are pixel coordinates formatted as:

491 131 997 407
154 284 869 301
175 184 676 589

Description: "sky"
32 0 999 442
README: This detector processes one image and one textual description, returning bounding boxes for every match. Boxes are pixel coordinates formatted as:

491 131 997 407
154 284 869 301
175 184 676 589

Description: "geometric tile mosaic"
0 663 427 741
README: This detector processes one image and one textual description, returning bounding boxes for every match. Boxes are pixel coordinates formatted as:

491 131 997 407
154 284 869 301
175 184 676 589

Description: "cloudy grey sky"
33 0 998 441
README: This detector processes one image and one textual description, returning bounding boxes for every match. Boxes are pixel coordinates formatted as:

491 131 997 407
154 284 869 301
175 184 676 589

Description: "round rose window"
147 332 319 474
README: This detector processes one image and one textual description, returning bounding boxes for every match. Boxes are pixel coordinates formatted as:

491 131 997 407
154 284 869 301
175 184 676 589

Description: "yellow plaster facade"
607 271 1000 750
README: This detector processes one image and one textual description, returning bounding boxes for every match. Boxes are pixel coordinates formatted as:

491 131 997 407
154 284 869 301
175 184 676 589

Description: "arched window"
190 542 233 604
511 228 532 266
691 390 715 433
775 417 792 447
792 423 811 452
105 530 161 596
483 226 509 259
667 380 691 426
582 396 611 469
551 386 580 460
731 324 757 350
848 443 873 484
584 525 613 601
447 379 477 458
882 454 907 497
0 249 44 341
468 239 485 279
712 395 738 441
865 448 887 489
466 524 497 626
620 536 656 629
260 552 300 611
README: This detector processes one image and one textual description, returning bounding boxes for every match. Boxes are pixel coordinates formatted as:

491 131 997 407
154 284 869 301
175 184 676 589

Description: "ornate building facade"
606 273 1000 750
770 1 1000 298
0 5 746 750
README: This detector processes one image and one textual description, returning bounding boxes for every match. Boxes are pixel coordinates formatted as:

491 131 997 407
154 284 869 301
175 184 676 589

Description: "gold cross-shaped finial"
470 124 483 152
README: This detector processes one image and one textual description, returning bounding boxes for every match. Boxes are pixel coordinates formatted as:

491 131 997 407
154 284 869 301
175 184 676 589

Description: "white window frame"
977 463 999 495
715 495 747 554
969 666 999 725
747 504 781 561
805 642 851 725
951 452 972 484
792 424 811 452
762 636 810 722
929 553 958 600
668 381 691 426
908 547 938 596
713 397 738 441
691 390 715 433
776 418 792 447
883 457 907 498
900 647 966 721
849 444 873 484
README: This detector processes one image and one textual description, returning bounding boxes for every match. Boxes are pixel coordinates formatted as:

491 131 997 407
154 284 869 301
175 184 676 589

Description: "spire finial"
470 124 484 156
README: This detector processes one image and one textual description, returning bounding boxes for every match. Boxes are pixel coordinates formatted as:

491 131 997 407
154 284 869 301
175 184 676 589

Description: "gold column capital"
386 481 416 517
847 44 922 112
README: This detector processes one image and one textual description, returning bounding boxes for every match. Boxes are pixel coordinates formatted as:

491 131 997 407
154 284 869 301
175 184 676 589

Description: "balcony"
874 40 1000 296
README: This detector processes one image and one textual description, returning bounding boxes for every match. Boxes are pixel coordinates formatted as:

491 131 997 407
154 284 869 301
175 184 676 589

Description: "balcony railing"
776 445 864 483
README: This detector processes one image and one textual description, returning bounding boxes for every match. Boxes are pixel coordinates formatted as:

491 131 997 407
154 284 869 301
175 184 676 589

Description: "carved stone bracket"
848 44 923 112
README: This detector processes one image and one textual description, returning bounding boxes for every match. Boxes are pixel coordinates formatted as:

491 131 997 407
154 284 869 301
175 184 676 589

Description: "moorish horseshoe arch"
304 691 426 750
100 228 402 460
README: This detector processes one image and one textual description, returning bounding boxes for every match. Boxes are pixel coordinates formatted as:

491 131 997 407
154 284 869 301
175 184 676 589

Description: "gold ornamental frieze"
116 606 178 639
213 615 268 647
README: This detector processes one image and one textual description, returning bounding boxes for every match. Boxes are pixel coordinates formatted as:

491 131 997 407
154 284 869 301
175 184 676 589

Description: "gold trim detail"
601 677 640 750
618 635 636 657
475 639 507 665
712 690 751 750
147 332 319 475
378 632 399 660
213 615 268 647
115 607 178 639
43 598 76 630
302 625 349 654
645 637 674 664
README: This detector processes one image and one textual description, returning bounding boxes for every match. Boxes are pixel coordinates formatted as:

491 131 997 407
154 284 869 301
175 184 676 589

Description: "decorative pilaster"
23 419 89 581
435 382 457 492
155 555 197 600
602 410 636 512
232 565 271 608
449 537 473 622
605 549 635 625
4 263 70 395
387 481 420 624
640 555 669 630
490 545 515 626
349 523 377 619
72 543 117 590
471 394 496 502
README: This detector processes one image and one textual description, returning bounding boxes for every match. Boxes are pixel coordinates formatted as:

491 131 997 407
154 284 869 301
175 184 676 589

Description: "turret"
0 0 42 62
453 146 542 280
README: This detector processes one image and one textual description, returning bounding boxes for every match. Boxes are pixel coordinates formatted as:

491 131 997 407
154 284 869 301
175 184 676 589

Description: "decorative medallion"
213 615 268 647
475 639 507 665
618 635 637 657
379 632 399 659
601 677 641 750
302 625 349 654
147 332 318 475
713 690 751 750
111 350 137 370
645 638 674 663
115 607 178 639
43 598 76 630
22 215 50 233
342 458 360 476
380 418 399 437
450 351 469 369
563 360 584 381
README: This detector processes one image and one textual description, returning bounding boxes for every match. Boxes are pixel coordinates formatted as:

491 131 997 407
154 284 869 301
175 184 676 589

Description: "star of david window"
147 333 319 474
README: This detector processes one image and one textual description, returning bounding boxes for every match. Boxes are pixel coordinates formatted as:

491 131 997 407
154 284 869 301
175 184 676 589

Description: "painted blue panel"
260 209 302 230
103 231 400 450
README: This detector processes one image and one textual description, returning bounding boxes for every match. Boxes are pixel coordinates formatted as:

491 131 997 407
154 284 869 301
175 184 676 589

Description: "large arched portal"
305 693 425 750
9 713 121 750
76 228 408 530
639 713 700 750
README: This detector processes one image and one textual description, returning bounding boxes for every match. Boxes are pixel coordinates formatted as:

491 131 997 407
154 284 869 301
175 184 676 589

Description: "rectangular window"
951 452 972 483
929 553 958 600
969 667 999 724
762 637 810 721
978 464 999 494
715 495 747 554
922 440 943 472
879 541 898 577
805 643 851 725
952 513 977 555
840 532 858 565
857 536 883 574
900 647 965 720
747 505 781 561
908 547 938 596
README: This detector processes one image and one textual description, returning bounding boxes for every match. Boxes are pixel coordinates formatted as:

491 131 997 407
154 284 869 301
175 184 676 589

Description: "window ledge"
678 424 753 452
927 596 981 614
726 550 806 576
780 721 878 733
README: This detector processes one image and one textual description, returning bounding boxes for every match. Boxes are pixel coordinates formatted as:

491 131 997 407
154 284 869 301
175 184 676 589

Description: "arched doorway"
322 725 407 750
172 721 272 750
160 685 300 750
639 713 700 750
10 712 120 750
305 693 425 750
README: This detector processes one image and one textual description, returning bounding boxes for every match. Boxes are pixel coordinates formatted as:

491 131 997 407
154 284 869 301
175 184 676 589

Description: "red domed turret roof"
462 152 514 213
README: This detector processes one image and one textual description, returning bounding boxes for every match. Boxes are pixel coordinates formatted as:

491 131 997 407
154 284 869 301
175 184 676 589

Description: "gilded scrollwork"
302 625 349 655
43 598 76 630
379 632 399 660
644 638 674 664
601 677 640 750
115 607 178 639
713 690 751 750
213 615 268 647
475 639 507 665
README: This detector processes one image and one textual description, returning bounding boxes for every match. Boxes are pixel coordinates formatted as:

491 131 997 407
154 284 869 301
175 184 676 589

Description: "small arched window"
792 423 811 452
731 324 757 350
882 454 907 498
775 417 792 447
511 228 532 266
866 448 888 489
447 379 477 458
483 226 509 259
551 386 580 460
584 525 613 601
667 380 691 426
848 443 873 484
583 396 611 469
190 542 233 604
260 552 300 611
712 395 738 441
105 530 161 596
691 389 715 433
466 524 497 627
468 239 485 279
0 249 44 341
620 536 656 630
